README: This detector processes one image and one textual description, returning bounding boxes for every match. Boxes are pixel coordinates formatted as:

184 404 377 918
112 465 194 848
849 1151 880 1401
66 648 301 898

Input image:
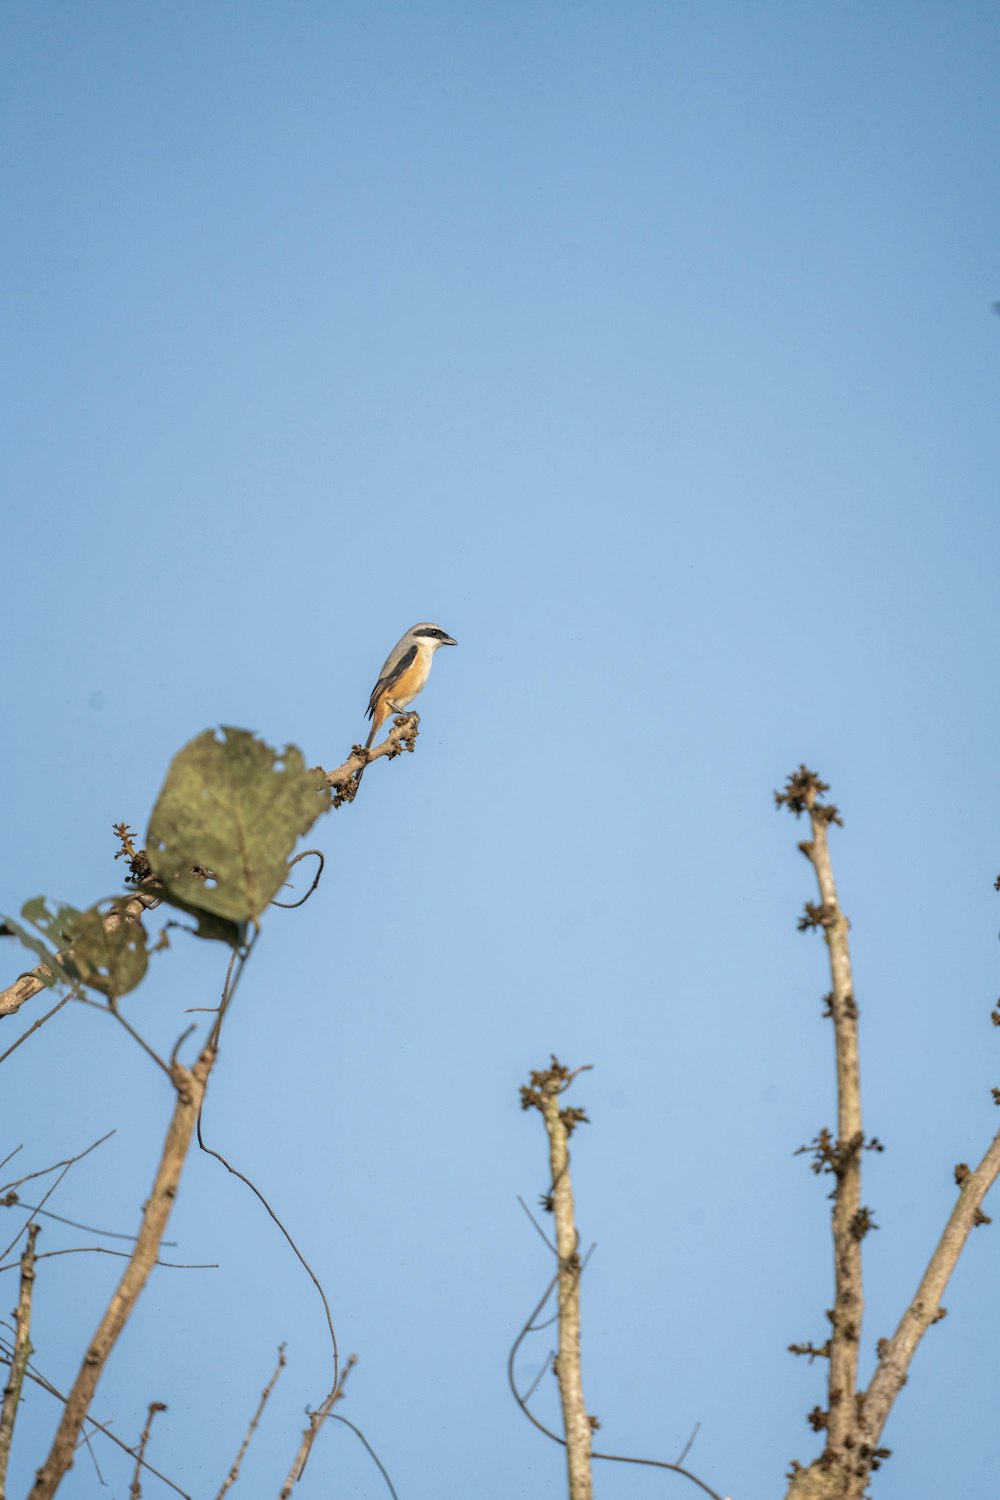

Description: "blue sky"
2 4 999 1497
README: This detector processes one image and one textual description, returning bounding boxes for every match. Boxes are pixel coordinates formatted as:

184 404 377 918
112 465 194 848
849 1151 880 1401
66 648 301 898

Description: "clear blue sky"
3 4 999 1497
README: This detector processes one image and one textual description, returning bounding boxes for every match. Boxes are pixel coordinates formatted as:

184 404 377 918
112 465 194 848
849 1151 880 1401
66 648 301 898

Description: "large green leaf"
145 728 330 924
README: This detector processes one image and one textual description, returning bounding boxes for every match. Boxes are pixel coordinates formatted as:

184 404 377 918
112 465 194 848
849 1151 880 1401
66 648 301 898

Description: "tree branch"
213 1345 285 1500
322 713 420 806
0 991 75 1066
129 1401 167 1500
521 1059 593 1500
779 769 866 1485
26 1044 216 1500
863 1128 1000 1445
276 1354 357 1500
0 1339 189 1499
0 1222 39 1496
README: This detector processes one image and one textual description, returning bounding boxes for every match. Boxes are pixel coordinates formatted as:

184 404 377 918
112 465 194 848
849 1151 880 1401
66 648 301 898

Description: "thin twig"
676 1422 701 1467
521 1350 555 1405
213 1345 286 1500
77 1425 105 1485
107 999 172 1079
0 1341 189 1499
129 1401 167 1500
0 1222 39 1495
7 1202 174 1243
517 1194 557 1254
196 1123 339 1389
1 1134 115 1199
328 1413 400 1500
197 940 340 1397
0 991 75 1066
277 1354 357 1499
271 850 325 909
0 1132 115 1264
0 1248 217 1274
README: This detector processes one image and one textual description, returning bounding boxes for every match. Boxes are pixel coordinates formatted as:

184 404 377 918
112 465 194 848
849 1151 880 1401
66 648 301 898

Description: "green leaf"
1 898 80 988
145 728 330 924
63 900 148 998
2 897 150 998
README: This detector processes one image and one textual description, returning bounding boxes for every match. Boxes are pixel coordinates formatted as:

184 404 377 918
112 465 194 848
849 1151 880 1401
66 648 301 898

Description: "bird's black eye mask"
414 628 449 640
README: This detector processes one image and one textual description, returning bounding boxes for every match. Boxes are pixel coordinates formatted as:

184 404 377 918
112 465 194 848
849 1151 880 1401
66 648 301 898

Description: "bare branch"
213 1345 286 1500
0 1337 190 1499
271 850 325 909
779 768 864 1475
513 1070 728 1500
277 1354 357 1500
0 1222 39 1494
322 713 420 807
0 991 75 1066
1 1132 116 1264
196 1117 339 1389
863 1127 1000 1445
328 1413 400 1500
26 1045 216 1500
676 1422 701 1467
6 1202 172 1243
129 1401 167 1500
0 1248 217 1274
106 998 173 1078
521 1058 593 1500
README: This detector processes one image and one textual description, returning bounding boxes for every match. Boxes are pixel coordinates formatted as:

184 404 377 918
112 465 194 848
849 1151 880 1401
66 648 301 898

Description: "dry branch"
26 1045 216 1500
521 1060 593 1500
794 773 864 1465
322 713 420 805
0 992 75 1066
863 1127 1000 1445
0 1342 189 1499
277 1354 357 1500
214 1345 286 1500
0 1222 39 1497
779 767 1000 1498
1 1132 115 1266
129 1401 166 1500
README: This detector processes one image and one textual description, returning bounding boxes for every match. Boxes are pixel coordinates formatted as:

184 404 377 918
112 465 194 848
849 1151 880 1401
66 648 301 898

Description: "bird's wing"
367 644 418 720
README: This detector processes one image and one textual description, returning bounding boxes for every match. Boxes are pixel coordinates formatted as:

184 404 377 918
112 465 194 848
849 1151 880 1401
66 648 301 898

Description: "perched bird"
356 622 457 786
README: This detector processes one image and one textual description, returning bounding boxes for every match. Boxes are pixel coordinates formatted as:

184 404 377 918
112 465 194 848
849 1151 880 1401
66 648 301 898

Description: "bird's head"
408 623 458 650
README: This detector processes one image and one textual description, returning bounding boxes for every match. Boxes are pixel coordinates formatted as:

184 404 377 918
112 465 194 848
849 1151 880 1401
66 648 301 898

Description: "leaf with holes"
3 897 150 997
63 899 149 997
1 898 82 988
145 728 330 924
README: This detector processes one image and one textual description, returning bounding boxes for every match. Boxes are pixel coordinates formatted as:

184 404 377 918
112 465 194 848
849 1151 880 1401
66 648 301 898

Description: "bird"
355 622 457 788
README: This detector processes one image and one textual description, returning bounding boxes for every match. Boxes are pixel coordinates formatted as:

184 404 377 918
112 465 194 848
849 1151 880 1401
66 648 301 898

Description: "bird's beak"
442 635 458 646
